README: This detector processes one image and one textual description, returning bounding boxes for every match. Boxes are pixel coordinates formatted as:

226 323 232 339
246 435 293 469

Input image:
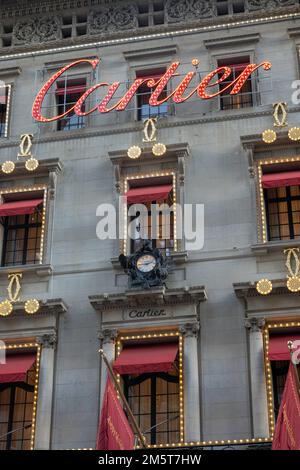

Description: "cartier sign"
127 308 167 319
32 58 272 123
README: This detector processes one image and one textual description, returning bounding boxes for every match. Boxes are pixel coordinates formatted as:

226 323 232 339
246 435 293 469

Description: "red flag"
96 377 134 450
272 362 300 450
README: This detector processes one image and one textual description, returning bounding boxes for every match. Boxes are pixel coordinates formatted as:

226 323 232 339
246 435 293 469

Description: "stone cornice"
241 125 300 152
2 298 68 318
0 158 63 180
251 240 300 256
233 279 299 298
0 5 299 60
89 285 207 311
109 142 190 167
0 106 293 151
204 32 260 49
0 264 53 279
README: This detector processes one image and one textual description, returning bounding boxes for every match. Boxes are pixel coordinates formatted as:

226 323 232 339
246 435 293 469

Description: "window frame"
257 158 300 244
263 321 300 437
55 75 87 132
264 185 300 241
115 331 184 447
0 342 41 450
123 370 180 445
0 186 47 267
122 172 177 256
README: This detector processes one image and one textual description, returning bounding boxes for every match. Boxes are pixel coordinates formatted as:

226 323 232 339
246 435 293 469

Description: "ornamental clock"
119 240 169 289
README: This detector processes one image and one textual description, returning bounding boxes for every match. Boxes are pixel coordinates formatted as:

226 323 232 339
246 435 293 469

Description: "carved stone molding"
248 0 296 11
13 16 61 45
88 4 138 34
36 332 57 349
98 328 118 344
165 0 214 23
179 321 200 338
245 317 265 333
90 285 207 311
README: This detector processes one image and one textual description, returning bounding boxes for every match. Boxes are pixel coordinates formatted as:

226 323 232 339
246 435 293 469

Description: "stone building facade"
0 0 299 450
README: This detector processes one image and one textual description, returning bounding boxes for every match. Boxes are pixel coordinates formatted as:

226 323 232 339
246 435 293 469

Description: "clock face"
136 254 156 273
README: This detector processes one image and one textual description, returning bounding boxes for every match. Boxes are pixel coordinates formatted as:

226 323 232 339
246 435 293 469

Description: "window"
124 363 180 445
271 360 289 419
56 77 86 131
265 186 300 241
0 362 36 450
218 57 253 110
126 178 174 255
0 85 11 138
136 69 168 121
0 199 43 267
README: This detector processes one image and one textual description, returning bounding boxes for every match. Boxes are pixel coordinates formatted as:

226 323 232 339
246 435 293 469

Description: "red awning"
124 185 172 204
113 342 178 375
0 353 36 383
268 333 300 361
0 199 43 217
262 171 300 189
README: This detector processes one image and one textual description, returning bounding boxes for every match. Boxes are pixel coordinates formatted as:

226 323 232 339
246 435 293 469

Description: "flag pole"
287 340 300 396
99 348 147 449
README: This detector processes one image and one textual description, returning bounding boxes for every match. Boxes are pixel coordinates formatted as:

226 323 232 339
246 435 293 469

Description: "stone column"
35 333 57 450
245 317 269 438
179 322 201 442
98 328 118 409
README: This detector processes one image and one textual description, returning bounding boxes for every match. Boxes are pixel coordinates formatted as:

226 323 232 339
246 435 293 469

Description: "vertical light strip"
178 332 184 442
263 326 274 437
123 179 128 255
39 188 47 264
258 164 267 243
172 172 177 252
30 343 41 450
3 84 12 138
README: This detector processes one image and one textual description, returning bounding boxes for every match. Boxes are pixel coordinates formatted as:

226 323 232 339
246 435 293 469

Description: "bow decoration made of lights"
256 248 300 295
262 102 300 144
0 273 40 317
1 134 40 175
127 117 167 160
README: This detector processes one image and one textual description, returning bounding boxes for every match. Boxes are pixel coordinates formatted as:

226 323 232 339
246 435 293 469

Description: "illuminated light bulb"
262 129 277 144
1 160 15 174
127 146 142 159
25 158 39 172
0 299 13 316
256 278 273 295
24 299 40 314
288 127 300 141
287 276 300 292
152 143 167 157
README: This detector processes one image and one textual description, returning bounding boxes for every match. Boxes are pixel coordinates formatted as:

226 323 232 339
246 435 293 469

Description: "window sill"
251 239 300 255
0 263 53 278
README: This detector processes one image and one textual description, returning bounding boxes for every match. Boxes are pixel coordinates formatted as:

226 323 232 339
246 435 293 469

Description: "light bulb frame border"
115 330 184 447
0 341 41 450
0 185 47 264
122 171 177 255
